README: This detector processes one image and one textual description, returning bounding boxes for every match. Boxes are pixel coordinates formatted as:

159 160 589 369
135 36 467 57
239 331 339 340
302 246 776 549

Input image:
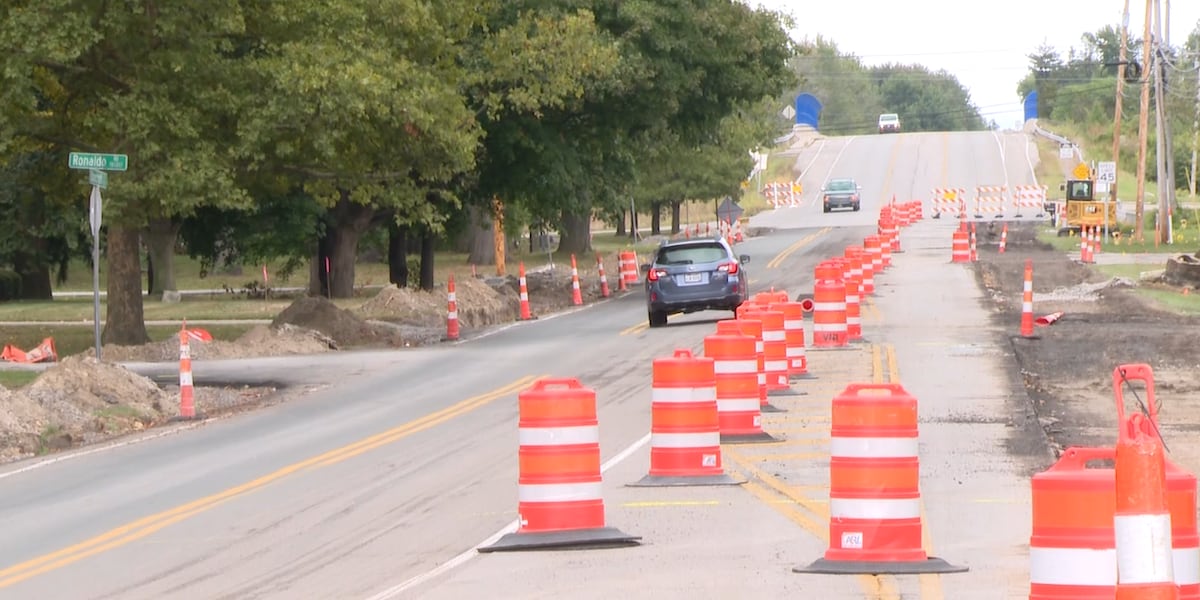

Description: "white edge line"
1024 132 1039 187
365 432 653 600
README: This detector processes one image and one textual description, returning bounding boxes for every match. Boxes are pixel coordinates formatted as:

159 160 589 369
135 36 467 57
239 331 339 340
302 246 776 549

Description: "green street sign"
88 169 108 189
69 152 128 172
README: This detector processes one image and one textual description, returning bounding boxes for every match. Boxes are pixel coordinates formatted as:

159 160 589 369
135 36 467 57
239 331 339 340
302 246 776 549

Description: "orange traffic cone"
1021 260 1036 338
518 263 534 320
174 324 211 420
796 383 966 575
570 254 583 306
597 254 610 298
23 337 57 363
999 222 1008 253
631 349 742 486
480 378 640 551
1115 413 1178 599
445 275 460 341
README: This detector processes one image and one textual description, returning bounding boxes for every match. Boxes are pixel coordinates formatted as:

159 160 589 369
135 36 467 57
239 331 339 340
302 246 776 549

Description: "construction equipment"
1056 177 1117 235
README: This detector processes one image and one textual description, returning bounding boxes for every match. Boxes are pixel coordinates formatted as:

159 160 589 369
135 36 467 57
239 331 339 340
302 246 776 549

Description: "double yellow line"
767 228 830 269
0 375 541 588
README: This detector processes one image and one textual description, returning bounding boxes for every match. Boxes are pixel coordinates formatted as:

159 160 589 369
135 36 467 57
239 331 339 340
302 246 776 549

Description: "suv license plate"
683 273 703 284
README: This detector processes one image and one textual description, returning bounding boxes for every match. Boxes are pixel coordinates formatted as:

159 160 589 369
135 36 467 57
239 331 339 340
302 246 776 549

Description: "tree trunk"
615 209 626 237
310 233 332 298
103 226 150 346
388 223 409 288
670 201 682 234
650 201 662 235
144 218 180 294
464 203 494 266
308 194 374 299
419 232 435 291
12 239 52 300
558 209 592 255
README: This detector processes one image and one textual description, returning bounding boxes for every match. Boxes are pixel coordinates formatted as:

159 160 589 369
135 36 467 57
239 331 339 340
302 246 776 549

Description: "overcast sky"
748 0 1200 129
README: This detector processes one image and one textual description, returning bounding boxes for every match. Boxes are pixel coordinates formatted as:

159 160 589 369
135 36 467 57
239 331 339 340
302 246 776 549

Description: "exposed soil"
972 221 1200 474
0 261 608 463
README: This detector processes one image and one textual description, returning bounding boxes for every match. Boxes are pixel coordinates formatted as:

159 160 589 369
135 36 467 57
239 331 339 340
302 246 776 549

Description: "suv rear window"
656 244 728 265
827 180 855 192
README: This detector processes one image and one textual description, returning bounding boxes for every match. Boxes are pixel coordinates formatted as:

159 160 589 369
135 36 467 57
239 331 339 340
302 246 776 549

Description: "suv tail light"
717 261 739 275
647 268 668 281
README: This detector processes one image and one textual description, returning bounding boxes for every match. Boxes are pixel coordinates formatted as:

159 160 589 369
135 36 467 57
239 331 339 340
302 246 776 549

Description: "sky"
748 0 1200 129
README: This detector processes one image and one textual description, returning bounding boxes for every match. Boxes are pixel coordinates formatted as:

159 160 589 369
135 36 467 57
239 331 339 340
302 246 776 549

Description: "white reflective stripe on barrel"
518 481 603 502
845 294 859 303
762 330 785 342
651 431 720 448
812 323 846 332
813 302 846 311
717 397 760 412
765 360 788 372
1029 546 1117 585
519 425 600 446
1175 546 1200 584
714 359 757 374
652 386 716 403
830 436 918 458
829 497 921 520
783 319 803 330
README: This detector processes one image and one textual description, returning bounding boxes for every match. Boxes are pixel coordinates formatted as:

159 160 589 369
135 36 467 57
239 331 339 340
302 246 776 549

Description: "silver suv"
643 238 750 327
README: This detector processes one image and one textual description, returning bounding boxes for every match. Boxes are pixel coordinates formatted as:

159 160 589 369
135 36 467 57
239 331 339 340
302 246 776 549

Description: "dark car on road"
821 178 861 213
643 237 750 327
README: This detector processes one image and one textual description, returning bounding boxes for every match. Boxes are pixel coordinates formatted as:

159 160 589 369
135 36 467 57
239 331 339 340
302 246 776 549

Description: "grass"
0 323 257 359
0 371 38 389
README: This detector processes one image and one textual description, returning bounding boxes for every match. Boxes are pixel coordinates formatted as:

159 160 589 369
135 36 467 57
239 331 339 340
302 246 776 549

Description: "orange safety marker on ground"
570 254 583 305
796 382 967 575
630 349 742 486
704 327 775 443
596 253 610 298
176 323 213 420
518 262 534 321
1021 260 1036 338
480 378 640 552
1115 412 1177 599
1 337 58 364
811 260 848 348
445 275 460 341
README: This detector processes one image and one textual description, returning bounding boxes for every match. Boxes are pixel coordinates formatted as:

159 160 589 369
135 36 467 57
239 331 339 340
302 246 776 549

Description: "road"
0 130 1050 599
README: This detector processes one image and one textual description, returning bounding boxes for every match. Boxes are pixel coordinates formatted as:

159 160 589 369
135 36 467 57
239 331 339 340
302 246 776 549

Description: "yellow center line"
0 375 542 589
621 321 649 336
767 227 831 269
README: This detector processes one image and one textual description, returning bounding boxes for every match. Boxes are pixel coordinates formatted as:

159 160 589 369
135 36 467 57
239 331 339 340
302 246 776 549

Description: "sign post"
69 151 128 360
1098 161 1116 242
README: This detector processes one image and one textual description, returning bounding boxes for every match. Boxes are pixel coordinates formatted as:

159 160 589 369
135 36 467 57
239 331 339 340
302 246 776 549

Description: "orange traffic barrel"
797 383 966 575
631 349 741 486
481 378 640 552
618 250 639 286
812 261 848 348
717 318 772 412
879 216 900 256
864 235 884 279
951 230 970 263
856 244 876 297
768 300 810 379
704 329 775 443
754 290 788 305
837 256 862 341
740 307 791 396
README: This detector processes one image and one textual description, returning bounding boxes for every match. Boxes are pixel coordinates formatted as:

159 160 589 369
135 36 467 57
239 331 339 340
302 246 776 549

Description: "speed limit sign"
1097 161 1116 183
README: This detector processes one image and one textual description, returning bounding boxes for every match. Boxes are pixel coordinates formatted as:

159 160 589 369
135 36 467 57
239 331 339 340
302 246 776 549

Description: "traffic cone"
518 262 534 320
23 337 57 363
630 349 742 486
445 275 460 341
570 254 583 306
480 378 640 552
796 383 967 575
1021 260 1036 338
1115 413 1177 600
999 223 1008 253
970 222 978 262
597 254 610 298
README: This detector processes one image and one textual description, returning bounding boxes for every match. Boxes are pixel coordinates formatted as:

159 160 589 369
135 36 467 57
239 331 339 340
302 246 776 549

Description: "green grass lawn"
0 323 258 361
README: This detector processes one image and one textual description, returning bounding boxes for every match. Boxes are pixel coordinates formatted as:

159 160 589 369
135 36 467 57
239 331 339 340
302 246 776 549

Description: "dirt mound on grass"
273 296 405 348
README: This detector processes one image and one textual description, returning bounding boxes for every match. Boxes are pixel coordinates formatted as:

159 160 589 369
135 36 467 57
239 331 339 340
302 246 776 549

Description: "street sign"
69 152 128 171
1059 145 1073 159
1072 162 1090 179
88 169 108 189
89 186 102 238
716 197 744 224
1097 161 1117 183
781 104 796 120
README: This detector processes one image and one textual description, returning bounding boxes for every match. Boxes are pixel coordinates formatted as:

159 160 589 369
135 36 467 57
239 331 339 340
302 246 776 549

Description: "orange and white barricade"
704 327 774 443
481 378 640 552
811 261 847 348
797 383 966 575
631 349 741 486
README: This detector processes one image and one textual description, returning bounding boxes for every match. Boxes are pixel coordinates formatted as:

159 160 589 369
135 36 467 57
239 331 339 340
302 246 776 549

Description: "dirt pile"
273 296 405 348
974 221 1200 459
98 324 337 363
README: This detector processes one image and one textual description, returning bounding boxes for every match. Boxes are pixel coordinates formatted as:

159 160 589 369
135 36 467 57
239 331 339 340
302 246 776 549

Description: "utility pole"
1192 44 1199 198
1134 0 1154 242
1111 0 1130 212
1152 0 1175 245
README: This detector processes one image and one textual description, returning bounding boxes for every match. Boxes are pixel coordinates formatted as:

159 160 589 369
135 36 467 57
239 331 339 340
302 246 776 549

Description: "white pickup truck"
878 113 901 134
